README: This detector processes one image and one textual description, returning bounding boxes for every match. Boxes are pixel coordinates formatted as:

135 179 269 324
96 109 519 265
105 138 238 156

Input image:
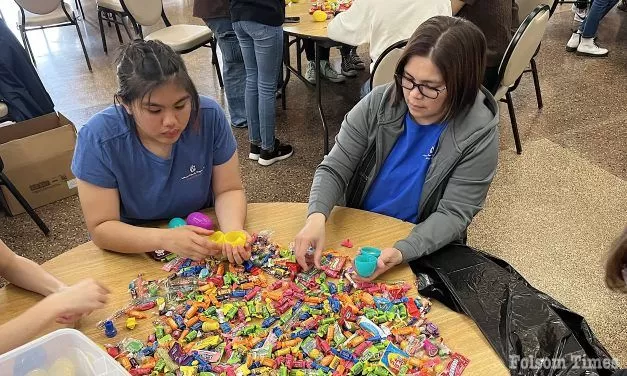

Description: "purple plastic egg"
186 212 213 230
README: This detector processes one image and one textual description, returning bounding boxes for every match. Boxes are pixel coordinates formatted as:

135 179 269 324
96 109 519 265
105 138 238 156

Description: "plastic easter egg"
313 10 328 22
186 212 213 230
168 217 186 228
209 231 225 245
354 254 377 278
224 231 247 247
360 246 381 258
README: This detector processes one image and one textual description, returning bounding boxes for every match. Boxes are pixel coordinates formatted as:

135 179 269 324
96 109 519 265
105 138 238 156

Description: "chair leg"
0 173 50 236
21 31 36 67
98 9 107 54
74 0 85 19
211 39 224 88
505 92 523 154
113 13 123 43
74 21 92 72
121 16 132 39
530 58 543 110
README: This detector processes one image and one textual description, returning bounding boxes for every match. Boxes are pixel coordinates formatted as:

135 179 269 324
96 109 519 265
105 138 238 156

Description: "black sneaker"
341 56 358 77
350 50 366 70
258 139 293 166
249 143 261 161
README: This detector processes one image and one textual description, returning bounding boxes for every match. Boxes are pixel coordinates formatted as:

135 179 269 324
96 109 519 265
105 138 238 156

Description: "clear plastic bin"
0 328 129 376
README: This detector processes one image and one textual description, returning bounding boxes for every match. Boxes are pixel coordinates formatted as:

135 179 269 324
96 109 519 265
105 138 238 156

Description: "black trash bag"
409 243 619 376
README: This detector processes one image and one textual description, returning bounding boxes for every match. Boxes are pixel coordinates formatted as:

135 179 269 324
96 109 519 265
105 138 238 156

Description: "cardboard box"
0 112 78 216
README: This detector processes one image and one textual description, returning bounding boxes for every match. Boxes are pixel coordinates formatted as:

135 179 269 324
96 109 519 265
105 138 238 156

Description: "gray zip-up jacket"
308 83 499 262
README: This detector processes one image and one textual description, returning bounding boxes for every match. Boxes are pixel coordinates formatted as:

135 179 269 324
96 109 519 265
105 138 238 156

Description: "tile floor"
0 0 625 366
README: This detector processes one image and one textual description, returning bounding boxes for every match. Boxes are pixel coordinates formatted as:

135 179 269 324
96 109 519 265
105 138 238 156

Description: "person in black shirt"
231 0 294 166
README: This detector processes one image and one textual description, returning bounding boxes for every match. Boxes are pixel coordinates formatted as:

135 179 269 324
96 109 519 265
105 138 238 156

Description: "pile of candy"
309 0 352 16
100 232 469 376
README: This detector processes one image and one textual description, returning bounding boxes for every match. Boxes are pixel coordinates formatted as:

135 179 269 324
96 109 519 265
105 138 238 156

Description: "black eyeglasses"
394 74 446 99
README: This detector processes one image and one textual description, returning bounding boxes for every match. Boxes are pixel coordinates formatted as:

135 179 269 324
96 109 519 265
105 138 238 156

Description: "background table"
283 2 343 155
0 203 508 375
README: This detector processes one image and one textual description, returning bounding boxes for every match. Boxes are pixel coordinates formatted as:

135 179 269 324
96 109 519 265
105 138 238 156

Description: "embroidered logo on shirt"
423 146 436 160
181 164 205 180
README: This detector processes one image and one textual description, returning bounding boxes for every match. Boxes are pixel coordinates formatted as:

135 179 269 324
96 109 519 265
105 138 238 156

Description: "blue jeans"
204 17 247 127
579 0 619 38
233 21 283 151
360 80 371 99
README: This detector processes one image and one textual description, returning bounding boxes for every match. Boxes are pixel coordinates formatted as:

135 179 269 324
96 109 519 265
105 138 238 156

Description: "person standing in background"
193 0 247 129
451 0 519 93
565 0 619 56
230 0 294 166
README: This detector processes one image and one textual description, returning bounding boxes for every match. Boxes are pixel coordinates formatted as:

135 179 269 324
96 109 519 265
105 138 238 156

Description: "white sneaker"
576 37 609 57
320 60 345 83
305 61 316 84
566 31 581 52
571 4 587 22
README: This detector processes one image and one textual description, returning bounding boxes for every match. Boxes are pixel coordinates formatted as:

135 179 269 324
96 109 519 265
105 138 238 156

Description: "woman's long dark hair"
392 16 487 122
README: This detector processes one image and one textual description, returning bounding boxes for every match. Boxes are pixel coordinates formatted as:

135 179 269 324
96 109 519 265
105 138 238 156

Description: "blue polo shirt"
71 96 237 224
362 113 446 223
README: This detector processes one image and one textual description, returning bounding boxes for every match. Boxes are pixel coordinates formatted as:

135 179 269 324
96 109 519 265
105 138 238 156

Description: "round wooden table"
0 203 508 375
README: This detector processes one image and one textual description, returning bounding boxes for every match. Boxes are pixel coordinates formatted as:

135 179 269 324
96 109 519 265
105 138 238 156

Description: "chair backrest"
14 0 62 15
517 0 556 22
370 39 407 89
120 0 162 26
494 4 549 100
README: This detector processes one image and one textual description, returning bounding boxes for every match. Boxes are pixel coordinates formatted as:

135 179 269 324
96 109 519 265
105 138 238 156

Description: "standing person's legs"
576 0 618 56
581 0 619 36
204 17 247 128
238 21 292 166
249 23 283 152
233 21 262 158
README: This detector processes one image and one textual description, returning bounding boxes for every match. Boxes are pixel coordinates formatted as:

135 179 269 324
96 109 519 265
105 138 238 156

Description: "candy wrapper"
380 343 410 375
445 353 470 376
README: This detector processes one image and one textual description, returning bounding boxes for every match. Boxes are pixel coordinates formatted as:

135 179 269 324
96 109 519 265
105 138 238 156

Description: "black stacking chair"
0 156 50 235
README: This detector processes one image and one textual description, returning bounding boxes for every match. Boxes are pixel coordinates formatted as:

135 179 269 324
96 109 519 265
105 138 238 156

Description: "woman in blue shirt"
72 40 250 264
294 16 500 279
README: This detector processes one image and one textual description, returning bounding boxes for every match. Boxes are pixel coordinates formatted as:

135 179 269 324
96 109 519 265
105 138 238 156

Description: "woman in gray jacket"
294 16 500 280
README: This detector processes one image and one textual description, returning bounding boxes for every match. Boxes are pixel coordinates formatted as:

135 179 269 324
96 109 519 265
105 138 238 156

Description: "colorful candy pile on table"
99 232 469 376
309 0 352 18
